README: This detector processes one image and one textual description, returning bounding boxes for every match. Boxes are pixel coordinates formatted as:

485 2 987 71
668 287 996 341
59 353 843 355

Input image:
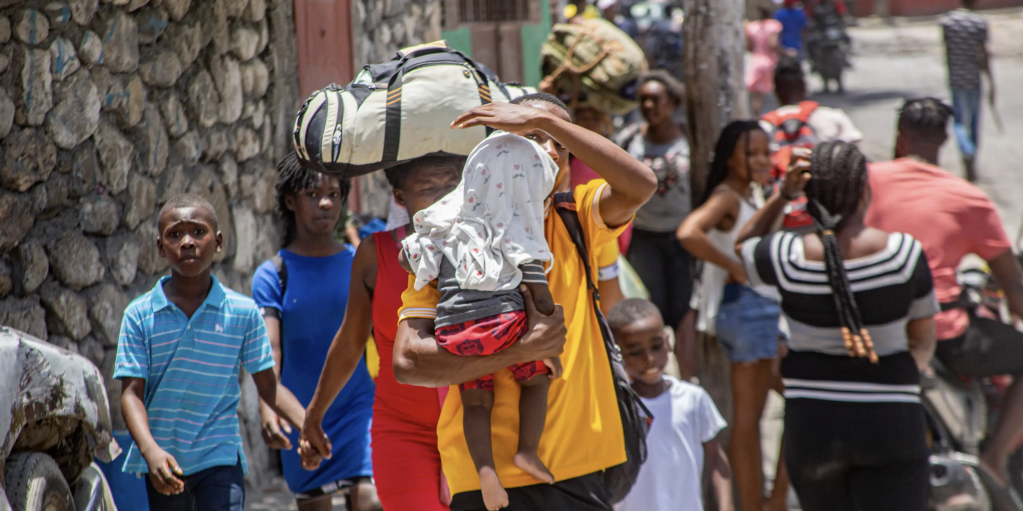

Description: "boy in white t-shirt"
608 299 733 511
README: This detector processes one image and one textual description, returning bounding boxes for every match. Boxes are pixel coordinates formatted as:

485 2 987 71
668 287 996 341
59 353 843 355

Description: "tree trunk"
682 0 750 203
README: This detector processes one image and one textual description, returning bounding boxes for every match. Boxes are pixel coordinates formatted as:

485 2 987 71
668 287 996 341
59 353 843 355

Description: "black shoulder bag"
553 191 653 504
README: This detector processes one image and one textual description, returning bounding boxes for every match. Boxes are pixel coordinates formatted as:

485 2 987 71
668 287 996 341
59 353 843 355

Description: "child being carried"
401 132 562 510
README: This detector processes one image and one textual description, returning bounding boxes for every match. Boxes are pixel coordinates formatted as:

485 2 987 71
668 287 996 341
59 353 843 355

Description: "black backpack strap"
552 192 616 365
263 254 288 320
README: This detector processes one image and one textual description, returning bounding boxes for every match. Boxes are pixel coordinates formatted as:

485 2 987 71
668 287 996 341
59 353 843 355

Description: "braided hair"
805 141 878 363
275 152 351 247
698 120 765 206
897 97 953 141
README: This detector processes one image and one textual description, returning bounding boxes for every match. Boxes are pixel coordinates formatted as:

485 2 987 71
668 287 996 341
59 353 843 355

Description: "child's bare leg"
512 375 555 484
461 388 508 510
522 282 555 316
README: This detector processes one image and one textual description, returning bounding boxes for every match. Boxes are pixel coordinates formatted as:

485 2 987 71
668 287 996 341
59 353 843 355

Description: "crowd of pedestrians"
105 1 1021 511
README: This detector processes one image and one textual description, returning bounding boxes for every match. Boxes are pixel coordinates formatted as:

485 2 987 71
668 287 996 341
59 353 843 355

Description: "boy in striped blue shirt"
114 194 306 511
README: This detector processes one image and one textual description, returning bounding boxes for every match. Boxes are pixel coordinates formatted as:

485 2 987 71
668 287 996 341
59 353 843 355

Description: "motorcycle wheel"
3 452 75 511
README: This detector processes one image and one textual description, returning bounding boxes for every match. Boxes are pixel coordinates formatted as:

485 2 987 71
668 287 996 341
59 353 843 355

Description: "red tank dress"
371 230 450 510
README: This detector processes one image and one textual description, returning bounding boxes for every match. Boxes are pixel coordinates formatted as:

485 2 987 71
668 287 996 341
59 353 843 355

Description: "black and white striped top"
741 231 939 404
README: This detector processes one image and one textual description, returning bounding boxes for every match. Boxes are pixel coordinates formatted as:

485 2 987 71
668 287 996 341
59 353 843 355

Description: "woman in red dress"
298 155 463 510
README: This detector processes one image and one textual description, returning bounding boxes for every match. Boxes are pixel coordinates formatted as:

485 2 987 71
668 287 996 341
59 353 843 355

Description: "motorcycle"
923 266 1023 510
806 25 848 94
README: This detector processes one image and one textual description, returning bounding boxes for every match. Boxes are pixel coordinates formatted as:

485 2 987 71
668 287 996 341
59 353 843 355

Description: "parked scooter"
806 0 849 93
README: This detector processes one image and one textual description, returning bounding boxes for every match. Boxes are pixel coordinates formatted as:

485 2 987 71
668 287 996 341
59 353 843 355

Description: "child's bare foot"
513 451 555 484
479 467 509 510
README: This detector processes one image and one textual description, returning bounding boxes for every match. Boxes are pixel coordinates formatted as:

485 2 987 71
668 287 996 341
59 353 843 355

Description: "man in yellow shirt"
394 93 657 510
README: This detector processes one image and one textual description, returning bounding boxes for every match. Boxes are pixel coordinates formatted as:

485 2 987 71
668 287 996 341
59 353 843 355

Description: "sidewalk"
849 8 1023 57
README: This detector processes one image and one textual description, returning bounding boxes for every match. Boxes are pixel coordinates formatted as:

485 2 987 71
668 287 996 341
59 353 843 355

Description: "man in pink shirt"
866 97 1023 502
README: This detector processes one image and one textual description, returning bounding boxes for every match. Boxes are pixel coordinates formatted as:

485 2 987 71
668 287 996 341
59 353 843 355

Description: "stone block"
159 0 192 22
128 0 150 12
47 68 100 149
117 74 146 128
234 126 259 162
240 59 268 98
0 16 9 44
14 10 49 45
94 121 133 194
99 12 139 73
0 262 10 298
49 37 80 81
78 335 104 368
188 69 218 128
79 195 119 235
223 0 248 19
2 128 56 192
0 89 14 139
17 241 48 295
203 128 231 162
15 47 53 126
231 204 255 272
167 19 202 68
385 0 409 18
135 103 168 175
209 0 229 55
47 231 105 290
69 0 98 25
40 281 91 340
30 174 71 215
260 113 272 158
174 130 202 164
88 283 129 346
210 55 242 124
123 173 156 229
44 3 72 28
136 6 168 44
219 155 238 198
91 67 123 111
101 233 139 287
255 17 268 55
78 30 102 66
230 25 259 61
139 51 183 89
158 164 186 203
240 160 274 213
243 0 265 22
0 296 47 339
48 335 79 353
0 52 9 74
160 93 188 138
135 219 168 275
70 143 98 197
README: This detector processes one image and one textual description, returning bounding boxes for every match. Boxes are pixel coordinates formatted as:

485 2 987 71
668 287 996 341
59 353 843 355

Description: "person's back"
775 4 807 54
866 158 1006 337
941 6 988 93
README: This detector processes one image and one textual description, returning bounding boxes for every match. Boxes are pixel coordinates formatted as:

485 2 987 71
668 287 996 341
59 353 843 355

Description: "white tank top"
691 191 757 335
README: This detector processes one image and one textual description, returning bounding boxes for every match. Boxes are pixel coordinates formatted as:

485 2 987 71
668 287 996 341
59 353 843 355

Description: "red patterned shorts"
436 311 549 392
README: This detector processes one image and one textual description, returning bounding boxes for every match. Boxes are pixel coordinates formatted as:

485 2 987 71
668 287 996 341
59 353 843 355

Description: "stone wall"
351 0 442 218
0 0 300 487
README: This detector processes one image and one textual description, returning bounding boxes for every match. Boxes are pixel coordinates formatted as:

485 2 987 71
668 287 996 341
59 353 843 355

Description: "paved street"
802 10 1023 241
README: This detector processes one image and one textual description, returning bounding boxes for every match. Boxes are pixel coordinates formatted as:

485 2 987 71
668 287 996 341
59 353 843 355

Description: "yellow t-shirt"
398 180 629 494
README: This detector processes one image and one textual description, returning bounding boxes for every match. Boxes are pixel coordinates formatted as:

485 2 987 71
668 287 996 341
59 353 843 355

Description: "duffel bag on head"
293 41 515 178
540 19 647 115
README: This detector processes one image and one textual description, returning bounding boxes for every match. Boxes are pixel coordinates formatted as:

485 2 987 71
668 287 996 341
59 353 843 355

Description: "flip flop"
977 464 1023 511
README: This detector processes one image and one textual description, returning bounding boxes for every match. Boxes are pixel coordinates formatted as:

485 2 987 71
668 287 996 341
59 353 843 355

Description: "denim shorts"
715 284 781 363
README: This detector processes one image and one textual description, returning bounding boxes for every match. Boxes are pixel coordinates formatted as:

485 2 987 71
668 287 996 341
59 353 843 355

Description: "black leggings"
784 399 930 511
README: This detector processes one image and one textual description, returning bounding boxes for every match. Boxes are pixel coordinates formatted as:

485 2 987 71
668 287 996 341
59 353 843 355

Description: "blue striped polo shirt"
113 275 275 475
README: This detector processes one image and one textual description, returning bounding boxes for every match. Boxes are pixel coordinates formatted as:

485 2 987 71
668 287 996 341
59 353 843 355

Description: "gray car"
1 326 120 511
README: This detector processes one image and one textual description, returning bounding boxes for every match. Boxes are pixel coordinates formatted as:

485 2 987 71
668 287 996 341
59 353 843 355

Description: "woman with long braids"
677 121 789 511
252 153 381 510
737 142 938 510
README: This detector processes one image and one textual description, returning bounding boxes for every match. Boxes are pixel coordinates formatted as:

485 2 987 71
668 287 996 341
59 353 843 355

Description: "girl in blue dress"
252 153 380 511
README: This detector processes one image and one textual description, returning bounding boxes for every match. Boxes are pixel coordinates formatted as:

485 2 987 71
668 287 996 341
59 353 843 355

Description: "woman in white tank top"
677 121 789 511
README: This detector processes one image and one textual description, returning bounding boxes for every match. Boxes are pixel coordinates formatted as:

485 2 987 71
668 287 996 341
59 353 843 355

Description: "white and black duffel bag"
293 41 533 177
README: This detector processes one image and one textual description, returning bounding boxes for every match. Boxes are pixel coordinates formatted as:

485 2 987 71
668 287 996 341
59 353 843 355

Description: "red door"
294 0 354 98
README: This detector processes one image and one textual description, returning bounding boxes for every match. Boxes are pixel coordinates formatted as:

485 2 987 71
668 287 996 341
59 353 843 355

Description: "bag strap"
552 192 617 362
